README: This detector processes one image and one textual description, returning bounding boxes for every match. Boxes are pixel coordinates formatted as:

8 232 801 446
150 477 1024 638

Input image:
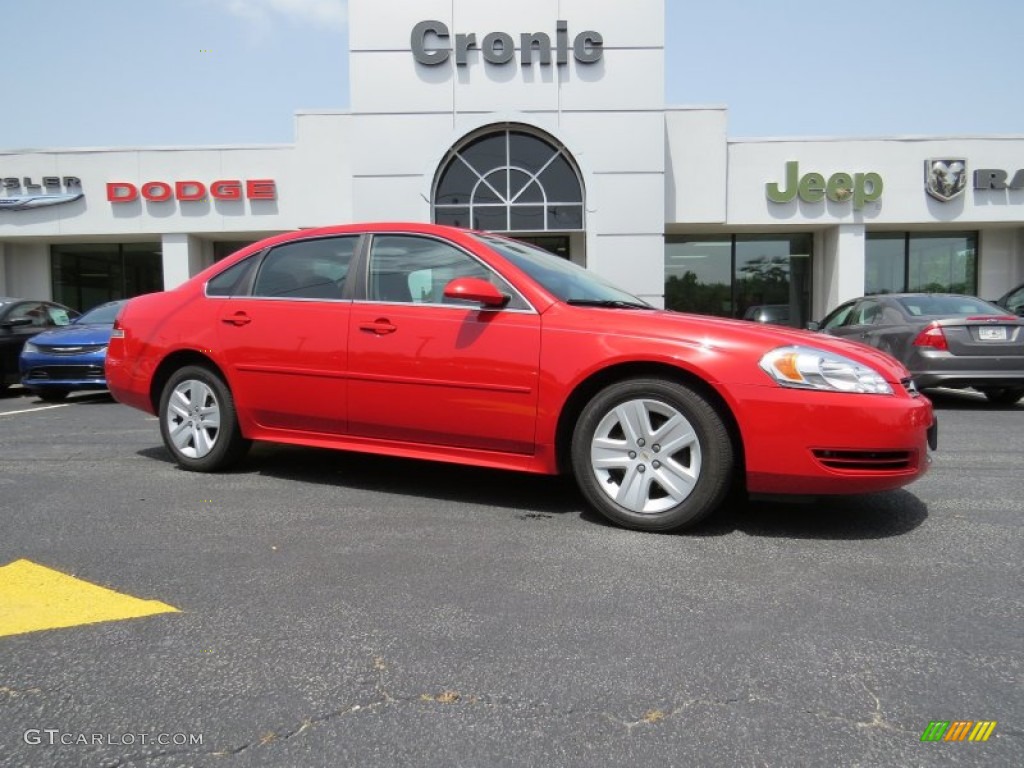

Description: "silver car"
810 293 1024 405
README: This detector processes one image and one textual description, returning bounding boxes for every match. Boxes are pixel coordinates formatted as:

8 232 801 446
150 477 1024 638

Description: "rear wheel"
158 365 250 471
571 378 734 532
981 387 1024 406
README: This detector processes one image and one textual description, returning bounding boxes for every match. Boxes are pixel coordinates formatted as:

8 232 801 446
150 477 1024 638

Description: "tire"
981 387 1024 406
571 378 735 532
158 365 250 471
36 389 69 403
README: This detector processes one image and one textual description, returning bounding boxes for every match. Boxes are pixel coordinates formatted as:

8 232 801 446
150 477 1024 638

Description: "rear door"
217 235 357 434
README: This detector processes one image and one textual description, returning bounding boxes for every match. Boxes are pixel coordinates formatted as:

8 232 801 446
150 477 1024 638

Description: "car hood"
28 323 114 346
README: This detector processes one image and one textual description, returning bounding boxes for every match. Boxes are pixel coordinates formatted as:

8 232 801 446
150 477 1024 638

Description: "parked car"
994 282 1024 316
0 298 79 393
107 223 935 533
809 293 1024 404
19 299 129 402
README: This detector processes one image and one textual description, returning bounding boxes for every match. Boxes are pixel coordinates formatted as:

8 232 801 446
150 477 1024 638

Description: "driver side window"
367 235 527 309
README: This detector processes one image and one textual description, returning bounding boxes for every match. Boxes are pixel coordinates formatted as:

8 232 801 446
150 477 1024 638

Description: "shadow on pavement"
139 442 929 541
924 387 1023 411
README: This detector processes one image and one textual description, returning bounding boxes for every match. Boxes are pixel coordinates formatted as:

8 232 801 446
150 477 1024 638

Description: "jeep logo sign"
411 20 603 67
766 161 883 210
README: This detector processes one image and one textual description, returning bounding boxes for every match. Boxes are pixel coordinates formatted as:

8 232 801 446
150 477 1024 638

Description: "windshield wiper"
565 299 653 310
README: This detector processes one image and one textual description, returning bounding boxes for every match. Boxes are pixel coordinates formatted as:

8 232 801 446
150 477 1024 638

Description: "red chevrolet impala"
106 223 936 532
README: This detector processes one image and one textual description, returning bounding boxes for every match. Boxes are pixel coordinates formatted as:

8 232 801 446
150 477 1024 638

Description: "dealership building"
2 0 1023 326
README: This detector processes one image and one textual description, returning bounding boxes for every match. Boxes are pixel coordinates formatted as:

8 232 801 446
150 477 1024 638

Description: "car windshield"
75 301 126 325
896 296 1009 317
473 234 651 308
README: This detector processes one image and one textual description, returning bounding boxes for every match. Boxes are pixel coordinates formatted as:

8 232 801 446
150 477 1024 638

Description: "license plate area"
977 326 1008 341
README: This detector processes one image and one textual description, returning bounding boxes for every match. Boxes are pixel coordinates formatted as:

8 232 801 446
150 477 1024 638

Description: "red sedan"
106 223 935 532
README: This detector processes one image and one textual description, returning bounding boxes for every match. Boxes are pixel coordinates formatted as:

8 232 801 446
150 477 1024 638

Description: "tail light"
913 321 947 351
967 315 1017 322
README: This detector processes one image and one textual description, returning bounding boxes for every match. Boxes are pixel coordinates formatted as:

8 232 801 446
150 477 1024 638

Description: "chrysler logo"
0 192 83 211
925 158 968 202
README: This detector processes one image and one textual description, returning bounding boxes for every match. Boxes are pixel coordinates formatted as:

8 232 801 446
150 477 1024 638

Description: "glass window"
368 235 527 309
866 232 978 295
896 295 1005 316
7 302 50 327
207 256 257 297
665 238 733 317
252 236 357 299
908 234 977 294
434 127 584 233
475 234 644 306
51 243 162 312
865 234 906 295
822 301 855 330
665 235 812 328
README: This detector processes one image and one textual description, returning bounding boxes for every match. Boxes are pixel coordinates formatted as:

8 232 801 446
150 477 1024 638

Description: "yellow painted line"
0 403 75 417
0 559 179 638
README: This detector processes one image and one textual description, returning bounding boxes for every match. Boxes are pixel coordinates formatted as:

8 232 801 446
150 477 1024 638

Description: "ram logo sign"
925 159 968 202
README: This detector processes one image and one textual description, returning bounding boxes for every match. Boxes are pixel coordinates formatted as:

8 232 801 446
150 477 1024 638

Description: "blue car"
20 299 129 401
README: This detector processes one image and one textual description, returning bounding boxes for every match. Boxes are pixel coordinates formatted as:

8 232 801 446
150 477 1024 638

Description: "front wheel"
980 387 1024 406
571 378 735 532
158 365 250 471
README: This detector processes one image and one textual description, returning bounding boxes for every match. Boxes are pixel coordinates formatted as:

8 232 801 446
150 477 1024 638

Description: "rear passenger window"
207 255 257 297
253 237 357 299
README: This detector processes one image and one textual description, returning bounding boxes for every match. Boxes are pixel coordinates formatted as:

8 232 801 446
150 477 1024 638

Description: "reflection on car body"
107 223 935 533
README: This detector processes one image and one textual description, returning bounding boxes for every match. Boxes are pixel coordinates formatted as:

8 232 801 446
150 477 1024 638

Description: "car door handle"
222 312 252 326
359 319 397 335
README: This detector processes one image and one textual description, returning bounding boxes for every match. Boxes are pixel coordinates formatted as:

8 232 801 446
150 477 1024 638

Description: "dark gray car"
810 293 1024 405
995 282 1024 316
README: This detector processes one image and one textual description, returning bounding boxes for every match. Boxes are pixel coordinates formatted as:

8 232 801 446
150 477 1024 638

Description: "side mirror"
805 321 821 331
443 277 510 309
1 318 34 329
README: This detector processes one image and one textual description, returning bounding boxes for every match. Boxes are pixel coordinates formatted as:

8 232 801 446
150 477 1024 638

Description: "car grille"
812 449 913 471
25 365 105 380
36 344 106 356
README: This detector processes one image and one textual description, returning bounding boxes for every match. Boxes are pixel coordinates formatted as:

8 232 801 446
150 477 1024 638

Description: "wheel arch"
554 362 746 482
149 350 228 414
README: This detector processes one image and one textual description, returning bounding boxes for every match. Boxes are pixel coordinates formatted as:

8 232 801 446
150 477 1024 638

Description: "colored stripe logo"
921 721 997 742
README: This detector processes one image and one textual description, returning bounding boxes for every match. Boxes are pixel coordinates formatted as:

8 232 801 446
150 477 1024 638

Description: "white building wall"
979 228 1024 301
4 243 51 300
665 108 728 225
729 137 1024 226
347 0 667 303
815 225 866 320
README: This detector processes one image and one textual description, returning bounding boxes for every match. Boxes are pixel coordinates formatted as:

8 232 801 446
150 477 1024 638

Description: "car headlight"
23 342 39 354
759 345 893 395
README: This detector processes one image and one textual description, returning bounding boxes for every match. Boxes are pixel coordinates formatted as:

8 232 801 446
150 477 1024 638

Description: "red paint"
106 222 933 499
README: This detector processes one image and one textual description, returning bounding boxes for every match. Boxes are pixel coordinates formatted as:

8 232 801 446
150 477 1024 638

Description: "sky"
2 0 1022 150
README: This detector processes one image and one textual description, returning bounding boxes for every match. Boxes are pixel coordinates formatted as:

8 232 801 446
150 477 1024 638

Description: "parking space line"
0 403 75 417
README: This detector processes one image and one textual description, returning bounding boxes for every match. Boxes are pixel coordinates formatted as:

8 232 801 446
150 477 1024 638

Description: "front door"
347 234 541 454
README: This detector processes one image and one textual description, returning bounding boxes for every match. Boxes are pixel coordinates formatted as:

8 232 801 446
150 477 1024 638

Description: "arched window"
433 127 584 233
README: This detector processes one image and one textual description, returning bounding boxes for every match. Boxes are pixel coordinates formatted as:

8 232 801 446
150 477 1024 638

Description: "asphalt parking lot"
0 387 1021 767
